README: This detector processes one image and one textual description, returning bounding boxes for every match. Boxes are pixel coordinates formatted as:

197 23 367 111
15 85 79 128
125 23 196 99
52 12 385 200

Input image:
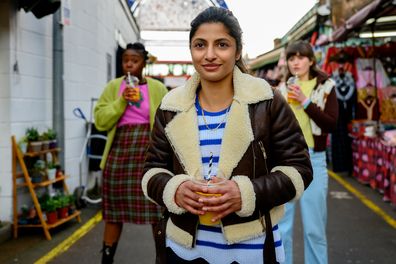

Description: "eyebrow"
192 37 232 43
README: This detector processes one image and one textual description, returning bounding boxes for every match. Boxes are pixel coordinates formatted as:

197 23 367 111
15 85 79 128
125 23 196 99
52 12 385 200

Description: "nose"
205 45 216 61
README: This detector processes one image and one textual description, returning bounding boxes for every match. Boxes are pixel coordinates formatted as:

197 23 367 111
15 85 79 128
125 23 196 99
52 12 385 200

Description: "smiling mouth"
202 64 221 71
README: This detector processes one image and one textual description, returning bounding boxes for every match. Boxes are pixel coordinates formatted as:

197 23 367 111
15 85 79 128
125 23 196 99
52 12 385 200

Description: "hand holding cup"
123 73 140 104
287 75 307 105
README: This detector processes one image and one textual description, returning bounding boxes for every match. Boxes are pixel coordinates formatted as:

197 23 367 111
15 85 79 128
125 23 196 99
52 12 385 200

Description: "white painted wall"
0 0 139 222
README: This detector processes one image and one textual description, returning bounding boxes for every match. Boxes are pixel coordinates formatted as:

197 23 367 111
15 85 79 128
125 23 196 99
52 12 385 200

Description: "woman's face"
190 22 240 84
122 49 145 77
287 53 313 80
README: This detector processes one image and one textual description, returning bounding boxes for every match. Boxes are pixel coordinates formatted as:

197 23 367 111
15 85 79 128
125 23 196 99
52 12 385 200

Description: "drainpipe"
53 9 64 168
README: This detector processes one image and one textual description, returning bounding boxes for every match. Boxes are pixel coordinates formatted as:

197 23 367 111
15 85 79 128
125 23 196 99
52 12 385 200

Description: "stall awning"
248 47 283 70
331 0 396 42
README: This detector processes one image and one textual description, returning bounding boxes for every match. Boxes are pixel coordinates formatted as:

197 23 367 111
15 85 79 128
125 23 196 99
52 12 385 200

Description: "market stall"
323 0 396 206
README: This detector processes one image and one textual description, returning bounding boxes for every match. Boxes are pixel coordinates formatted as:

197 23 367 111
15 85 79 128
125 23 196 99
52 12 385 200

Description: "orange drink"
130 86 140 102
196 192 222 225
287 75 300 105
194 177 225 226
126 72 141 103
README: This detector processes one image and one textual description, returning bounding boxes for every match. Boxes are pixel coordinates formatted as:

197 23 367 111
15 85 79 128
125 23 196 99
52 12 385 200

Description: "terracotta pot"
46 211 58 225
57 207 69 219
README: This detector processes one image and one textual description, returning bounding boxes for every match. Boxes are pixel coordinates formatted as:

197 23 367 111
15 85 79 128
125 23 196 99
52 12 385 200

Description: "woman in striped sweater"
142 7 312 264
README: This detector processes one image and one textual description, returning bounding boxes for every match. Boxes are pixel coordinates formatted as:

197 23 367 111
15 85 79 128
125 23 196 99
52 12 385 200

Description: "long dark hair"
285 40 327 82
189 7 247 73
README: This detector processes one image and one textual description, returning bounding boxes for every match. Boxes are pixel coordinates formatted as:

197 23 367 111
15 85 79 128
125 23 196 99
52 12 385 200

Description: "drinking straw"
205 152 213 181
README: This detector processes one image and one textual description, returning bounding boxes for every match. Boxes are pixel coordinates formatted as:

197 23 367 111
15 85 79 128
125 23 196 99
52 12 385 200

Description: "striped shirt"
196 98 229 178
166 97 285 263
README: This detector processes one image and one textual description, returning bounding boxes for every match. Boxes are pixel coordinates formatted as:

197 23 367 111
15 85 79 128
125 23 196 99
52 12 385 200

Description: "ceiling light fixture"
359 31 396 38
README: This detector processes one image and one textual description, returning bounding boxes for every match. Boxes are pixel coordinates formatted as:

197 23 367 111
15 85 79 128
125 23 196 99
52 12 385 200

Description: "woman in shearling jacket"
142 7 312 264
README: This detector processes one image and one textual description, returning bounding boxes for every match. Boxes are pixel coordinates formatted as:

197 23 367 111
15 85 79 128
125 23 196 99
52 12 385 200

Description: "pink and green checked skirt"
102 124 161 224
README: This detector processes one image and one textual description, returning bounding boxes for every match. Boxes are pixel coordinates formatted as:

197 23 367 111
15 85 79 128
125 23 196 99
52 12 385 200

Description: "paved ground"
1 172 396 264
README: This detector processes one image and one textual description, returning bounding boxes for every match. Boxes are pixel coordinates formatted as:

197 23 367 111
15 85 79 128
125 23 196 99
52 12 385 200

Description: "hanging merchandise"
378 86 396 122
331 67 356 173
322 46 358 81
355 58 390 89
333 68 356 109
354 58 390 121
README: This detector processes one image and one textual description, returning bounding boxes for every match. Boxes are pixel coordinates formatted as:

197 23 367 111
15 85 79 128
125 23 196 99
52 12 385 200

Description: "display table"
351 136 396 206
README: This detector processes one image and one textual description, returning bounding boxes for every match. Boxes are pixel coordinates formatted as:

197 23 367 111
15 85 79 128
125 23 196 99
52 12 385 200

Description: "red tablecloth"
352 136 395 205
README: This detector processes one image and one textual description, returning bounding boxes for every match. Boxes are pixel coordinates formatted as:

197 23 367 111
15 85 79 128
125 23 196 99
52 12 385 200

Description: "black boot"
101 242 118 264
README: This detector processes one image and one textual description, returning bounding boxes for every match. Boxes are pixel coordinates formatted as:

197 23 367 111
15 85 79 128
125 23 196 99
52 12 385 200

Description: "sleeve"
251 91 313 213
142 109 190 214
305 86 338 133
94 79 128 131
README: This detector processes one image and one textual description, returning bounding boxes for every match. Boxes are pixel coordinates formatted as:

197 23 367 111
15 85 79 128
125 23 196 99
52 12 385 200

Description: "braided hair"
125 42 149 62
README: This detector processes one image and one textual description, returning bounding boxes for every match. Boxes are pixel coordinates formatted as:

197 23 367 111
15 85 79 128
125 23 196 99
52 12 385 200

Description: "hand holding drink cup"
124 72 141 104
174 165 242 225
286 74 301 105
194 170 226 225
287 75 306 106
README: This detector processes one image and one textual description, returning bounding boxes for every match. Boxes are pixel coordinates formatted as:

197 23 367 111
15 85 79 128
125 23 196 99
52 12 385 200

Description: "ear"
236 51 241 62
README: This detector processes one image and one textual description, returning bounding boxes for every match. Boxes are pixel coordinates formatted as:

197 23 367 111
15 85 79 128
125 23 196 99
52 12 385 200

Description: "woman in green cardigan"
94 42 168 264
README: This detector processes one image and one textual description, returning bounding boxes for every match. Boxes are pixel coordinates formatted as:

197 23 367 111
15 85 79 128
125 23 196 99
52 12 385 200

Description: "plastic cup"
287 76 300 105
194 176 225 226
130 86 140 102
126 74 140 104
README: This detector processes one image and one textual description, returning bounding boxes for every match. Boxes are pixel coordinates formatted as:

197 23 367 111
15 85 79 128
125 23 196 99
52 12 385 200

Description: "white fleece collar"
160 66 273 112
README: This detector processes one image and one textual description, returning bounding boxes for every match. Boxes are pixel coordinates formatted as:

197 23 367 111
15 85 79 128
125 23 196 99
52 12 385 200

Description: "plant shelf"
11 136 81 240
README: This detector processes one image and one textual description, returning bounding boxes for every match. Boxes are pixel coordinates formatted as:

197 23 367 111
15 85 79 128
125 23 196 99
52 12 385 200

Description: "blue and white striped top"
165 97 285 263
195 98 229 179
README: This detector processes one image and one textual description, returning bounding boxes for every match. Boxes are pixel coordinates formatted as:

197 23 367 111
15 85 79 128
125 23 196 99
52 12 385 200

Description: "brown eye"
193 42 205 48
218 42 229 48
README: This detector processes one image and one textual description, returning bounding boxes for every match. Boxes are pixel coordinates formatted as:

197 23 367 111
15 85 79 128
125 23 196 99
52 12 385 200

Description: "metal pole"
53 10 64 168
371 21 380 124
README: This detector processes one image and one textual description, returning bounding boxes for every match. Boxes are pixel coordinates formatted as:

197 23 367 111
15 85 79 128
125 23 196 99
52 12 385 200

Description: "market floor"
1 171 396 264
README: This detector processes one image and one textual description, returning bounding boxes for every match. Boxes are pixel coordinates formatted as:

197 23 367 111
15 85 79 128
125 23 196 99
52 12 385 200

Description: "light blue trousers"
279 149 328 264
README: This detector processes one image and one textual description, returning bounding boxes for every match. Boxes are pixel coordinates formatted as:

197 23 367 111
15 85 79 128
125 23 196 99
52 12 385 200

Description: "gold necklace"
199 100 230 132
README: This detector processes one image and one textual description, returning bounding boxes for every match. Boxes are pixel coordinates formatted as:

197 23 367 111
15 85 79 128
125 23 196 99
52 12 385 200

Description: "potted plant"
46 128 57 149
25 127 41 152
55 195 69 219
43 198 60 225
40 131 50 151
30 159 46 183
17 204 29 225
18 136 29 153
46 161 58 181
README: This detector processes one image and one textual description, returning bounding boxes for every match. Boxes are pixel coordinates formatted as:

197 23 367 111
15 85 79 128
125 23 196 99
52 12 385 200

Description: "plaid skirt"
102 124 161 224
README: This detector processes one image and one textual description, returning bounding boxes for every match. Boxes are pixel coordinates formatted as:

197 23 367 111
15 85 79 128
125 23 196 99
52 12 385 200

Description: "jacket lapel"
218 101 253 178
164 105 203 178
